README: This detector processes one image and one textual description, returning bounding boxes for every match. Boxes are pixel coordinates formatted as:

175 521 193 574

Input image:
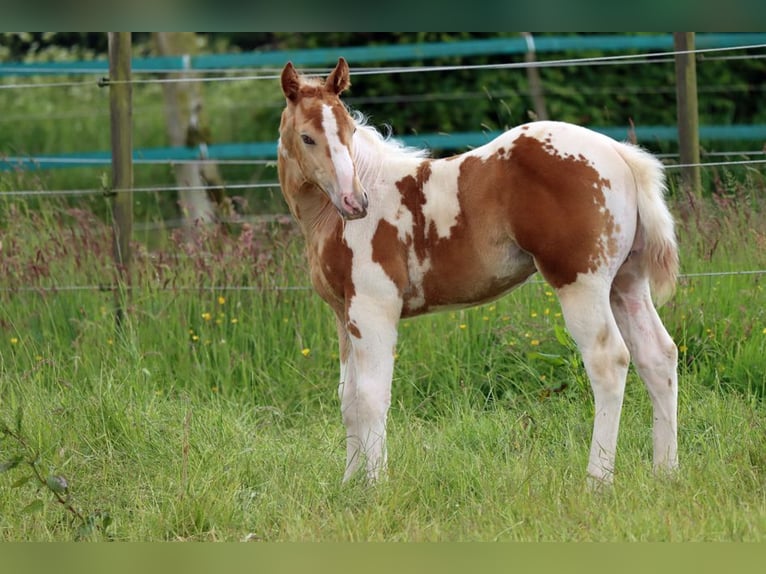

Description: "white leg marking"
611 273 678 474
557 278 630 485
340 295 400 483
335 317 363 480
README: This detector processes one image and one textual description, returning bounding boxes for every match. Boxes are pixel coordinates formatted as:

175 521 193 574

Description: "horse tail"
616 143 679 306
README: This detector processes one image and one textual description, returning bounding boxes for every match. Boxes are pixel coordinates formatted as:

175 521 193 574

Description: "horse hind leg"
610 260 679 474
556 277 631 485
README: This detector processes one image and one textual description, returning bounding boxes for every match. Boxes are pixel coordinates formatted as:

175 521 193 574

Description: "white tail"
616 143 679 305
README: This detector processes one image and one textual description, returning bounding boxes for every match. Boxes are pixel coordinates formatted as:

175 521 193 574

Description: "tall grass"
1 354 764 541
1 168 765 540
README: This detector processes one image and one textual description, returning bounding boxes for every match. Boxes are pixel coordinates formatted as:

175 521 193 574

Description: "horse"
277 57 679 485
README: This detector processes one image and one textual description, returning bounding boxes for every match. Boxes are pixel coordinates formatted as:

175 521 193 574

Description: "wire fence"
0 182 277 198
2 42 765 90
2 157 765 200
2 39 766 176
3 82 766 127
1 269 764 296
1 36 765 295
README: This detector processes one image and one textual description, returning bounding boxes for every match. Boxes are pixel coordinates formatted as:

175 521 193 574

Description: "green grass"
1 179 765 540
1 354 764 541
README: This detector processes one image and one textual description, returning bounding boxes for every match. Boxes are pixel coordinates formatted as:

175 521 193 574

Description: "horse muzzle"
340 191 368 220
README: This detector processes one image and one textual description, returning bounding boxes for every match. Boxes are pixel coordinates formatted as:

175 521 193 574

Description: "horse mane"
351 110 429 187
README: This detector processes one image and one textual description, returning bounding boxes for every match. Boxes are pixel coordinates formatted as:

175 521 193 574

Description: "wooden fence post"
108 32 133 326
674 32 702 199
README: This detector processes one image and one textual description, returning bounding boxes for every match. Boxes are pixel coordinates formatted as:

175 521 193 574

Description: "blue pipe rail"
2 33 766 77
3 124 766 172
2 34 765 173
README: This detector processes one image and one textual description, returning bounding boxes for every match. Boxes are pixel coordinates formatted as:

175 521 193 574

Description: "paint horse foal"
277 58 679 485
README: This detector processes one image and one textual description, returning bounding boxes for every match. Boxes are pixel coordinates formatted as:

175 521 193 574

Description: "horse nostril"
342 195 358 213
341 194 367 219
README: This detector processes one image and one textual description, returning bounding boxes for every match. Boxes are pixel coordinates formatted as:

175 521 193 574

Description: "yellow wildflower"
301 348 311 357
10 337 18 345
202 312 212 321
218 296 226 305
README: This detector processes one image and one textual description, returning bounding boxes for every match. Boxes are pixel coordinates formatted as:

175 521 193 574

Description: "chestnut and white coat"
278 58 679 485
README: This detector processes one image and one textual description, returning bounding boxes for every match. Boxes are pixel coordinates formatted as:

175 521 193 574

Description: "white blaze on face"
322 104 355 196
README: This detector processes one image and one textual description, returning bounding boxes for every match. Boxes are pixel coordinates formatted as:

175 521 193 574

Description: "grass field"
1 174 765 540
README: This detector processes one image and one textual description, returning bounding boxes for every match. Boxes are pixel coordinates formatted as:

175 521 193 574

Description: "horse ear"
281 61 301 103
325 57 350 95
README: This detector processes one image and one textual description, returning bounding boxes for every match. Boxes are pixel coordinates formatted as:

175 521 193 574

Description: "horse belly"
401 241 536 317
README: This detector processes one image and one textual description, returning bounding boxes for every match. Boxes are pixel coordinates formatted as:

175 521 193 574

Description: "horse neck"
293 183 341 246
278 153 341 244
353 128 424 196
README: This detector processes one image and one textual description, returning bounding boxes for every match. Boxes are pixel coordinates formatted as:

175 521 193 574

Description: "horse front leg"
337 297 400 483
334 315 363 481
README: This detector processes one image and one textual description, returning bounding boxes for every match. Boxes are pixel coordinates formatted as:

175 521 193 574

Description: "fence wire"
3 156 766 199
1 42 765 91
1 38 764 296
1 269 764 296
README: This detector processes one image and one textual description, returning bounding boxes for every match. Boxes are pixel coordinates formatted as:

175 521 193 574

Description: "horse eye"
301 134 316 145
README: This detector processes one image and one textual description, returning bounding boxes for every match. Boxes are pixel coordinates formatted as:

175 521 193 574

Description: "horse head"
279 57 369 220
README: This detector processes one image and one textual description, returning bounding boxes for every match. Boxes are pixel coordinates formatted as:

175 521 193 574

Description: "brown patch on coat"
596 325 610 346
457 133 618 289
618 350 630 368
311 223 354 315
376 131 621 316
371 218 408 295
347 321 361 339
394 159 533 314
396 161 435 263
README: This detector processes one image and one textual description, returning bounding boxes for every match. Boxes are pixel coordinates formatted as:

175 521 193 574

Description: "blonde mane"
350 111 429 188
